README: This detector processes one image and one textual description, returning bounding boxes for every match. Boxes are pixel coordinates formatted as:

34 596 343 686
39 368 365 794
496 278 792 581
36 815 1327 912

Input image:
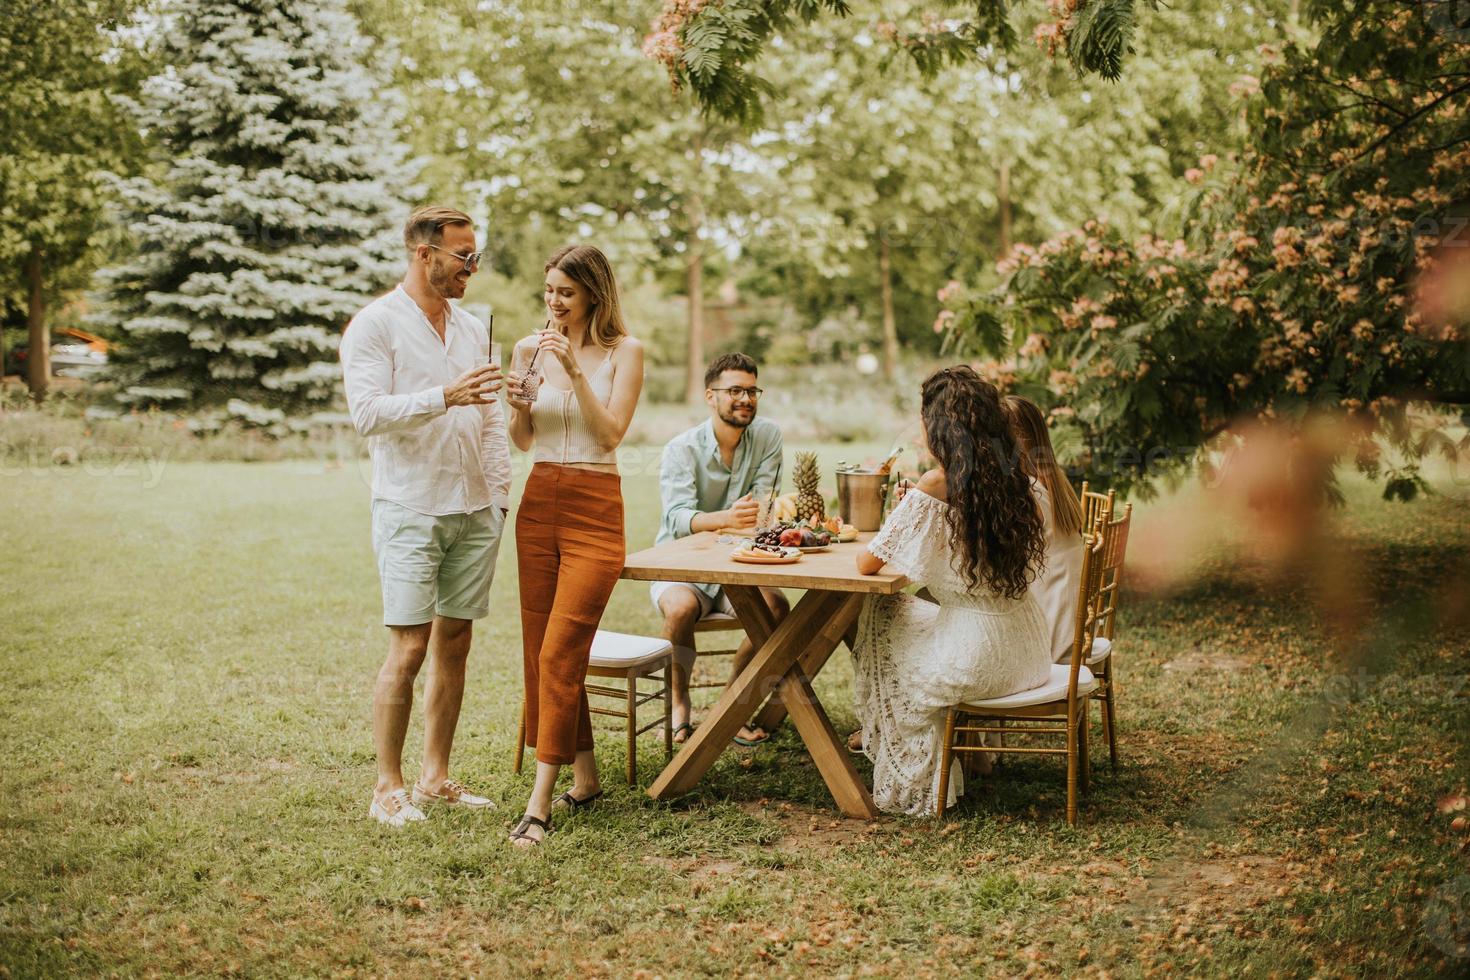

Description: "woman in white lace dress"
852 367 1052 816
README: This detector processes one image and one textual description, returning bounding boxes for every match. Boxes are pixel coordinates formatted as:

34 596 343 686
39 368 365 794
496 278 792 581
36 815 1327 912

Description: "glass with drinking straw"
510 319 550 404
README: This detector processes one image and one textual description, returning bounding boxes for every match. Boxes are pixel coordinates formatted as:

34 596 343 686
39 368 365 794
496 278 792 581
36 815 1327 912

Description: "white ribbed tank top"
529 347 618 466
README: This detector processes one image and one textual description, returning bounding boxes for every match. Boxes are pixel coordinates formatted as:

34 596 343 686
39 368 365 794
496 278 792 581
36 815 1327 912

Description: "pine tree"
101 0 414 426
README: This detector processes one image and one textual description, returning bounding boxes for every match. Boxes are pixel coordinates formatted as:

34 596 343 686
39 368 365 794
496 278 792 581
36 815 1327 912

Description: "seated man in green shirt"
653 352 790 744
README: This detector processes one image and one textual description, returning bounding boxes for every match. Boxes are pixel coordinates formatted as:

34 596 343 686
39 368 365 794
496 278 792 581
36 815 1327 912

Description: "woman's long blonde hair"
545 244 628 349
1002 395 1083 537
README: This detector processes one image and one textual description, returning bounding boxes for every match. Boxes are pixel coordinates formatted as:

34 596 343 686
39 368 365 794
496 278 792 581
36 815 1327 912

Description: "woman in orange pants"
504 244 644 846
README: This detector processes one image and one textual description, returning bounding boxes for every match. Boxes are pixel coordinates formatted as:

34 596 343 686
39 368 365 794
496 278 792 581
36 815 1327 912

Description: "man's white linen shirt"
340 286 511 516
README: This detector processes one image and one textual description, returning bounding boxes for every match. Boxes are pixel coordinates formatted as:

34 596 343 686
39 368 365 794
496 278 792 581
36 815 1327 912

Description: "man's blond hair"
403 205 473 249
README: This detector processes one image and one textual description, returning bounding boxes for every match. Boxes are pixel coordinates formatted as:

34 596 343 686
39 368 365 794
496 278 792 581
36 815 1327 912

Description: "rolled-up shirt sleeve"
754 427 783 494
480 396 512 511
660 443 701 539
340 313 447 437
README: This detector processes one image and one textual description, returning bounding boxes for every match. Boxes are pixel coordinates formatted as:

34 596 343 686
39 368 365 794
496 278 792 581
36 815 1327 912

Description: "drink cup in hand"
445 363 501 408
510 342 542 405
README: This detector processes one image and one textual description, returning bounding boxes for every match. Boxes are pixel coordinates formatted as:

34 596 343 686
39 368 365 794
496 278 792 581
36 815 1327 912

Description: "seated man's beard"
719 407 753 428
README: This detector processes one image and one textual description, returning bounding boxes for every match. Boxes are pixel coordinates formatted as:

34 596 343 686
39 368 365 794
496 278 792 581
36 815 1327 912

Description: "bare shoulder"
612 335 645 374
916 468 948 503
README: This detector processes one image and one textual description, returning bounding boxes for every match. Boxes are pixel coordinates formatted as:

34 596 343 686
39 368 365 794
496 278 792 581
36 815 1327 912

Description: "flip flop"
552 789 604 813
672 722 695 744
732 728 770 747
508 813 552 847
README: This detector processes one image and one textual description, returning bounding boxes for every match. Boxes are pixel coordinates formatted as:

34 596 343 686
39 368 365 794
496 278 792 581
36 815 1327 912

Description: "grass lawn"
1 448 1467 977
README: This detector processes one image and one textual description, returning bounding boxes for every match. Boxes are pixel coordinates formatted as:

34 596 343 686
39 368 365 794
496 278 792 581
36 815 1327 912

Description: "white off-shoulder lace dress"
853 488 1051 816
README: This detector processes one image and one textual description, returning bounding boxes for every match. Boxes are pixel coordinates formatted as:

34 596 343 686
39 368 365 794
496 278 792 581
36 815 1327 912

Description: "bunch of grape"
754 528 783 547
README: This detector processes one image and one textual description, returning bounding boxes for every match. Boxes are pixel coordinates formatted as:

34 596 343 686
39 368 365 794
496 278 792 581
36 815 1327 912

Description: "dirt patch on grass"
637 802 880 886
640 854 746 881
740 800 881 850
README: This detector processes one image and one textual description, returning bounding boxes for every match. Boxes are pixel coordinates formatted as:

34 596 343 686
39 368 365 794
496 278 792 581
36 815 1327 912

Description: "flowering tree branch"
644 0 1156 122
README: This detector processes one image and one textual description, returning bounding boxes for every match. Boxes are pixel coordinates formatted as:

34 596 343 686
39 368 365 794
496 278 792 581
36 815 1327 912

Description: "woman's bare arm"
577 338 643 451
504 339 537 452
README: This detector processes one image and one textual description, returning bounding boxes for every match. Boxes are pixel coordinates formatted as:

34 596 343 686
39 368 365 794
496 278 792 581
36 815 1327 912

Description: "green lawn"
1 451 1467 977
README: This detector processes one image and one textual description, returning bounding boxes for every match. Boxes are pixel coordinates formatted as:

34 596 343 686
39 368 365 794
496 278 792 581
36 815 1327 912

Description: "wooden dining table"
620 531 908 819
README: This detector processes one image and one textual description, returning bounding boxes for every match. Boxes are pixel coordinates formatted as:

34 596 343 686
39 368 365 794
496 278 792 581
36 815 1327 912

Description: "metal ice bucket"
836 469 890 532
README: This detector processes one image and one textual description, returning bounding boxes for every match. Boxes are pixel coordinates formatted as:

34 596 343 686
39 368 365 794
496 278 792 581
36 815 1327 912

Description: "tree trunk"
998 159 1013 258
878 236 898 382
25 250 48 402
684 131 706 405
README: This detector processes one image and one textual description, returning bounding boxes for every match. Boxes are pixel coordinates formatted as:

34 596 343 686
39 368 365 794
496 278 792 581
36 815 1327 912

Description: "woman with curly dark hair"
852 366 1051 815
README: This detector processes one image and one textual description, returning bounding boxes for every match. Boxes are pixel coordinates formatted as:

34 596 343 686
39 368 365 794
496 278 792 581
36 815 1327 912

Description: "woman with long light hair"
504 244 644 846
1002 394 1085 662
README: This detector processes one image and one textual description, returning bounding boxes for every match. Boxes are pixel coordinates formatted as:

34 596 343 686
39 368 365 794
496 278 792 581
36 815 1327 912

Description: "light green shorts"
371 499 505 626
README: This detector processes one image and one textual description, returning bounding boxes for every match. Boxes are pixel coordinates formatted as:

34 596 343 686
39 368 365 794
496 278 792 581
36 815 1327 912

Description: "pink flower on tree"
1019 332 1048 358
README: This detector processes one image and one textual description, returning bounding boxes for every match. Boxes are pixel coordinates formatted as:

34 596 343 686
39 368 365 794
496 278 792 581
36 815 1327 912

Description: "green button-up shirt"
657 417 784 600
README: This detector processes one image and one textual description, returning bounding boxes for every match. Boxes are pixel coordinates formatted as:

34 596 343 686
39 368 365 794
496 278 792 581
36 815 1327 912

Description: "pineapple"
793 451 825 524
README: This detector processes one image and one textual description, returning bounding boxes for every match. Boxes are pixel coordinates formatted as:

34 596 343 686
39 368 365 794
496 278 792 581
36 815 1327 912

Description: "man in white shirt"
340 205 511 827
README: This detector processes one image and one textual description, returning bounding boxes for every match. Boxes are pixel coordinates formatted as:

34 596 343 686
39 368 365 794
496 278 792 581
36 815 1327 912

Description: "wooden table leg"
725 585 777 647
647 589 849 801
775 666 878 819
752 592 863 735
650 588 878 820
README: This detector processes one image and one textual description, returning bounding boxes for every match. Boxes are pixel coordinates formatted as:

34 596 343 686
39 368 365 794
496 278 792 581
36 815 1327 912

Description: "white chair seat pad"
588 631 673 671
965 664 1098 710
1087 636 1112 666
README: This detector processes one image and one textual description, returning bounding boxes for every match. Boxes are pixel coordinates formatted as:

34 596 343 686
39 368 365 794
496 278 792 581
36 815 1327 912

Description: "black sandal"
508 813 552 846
552 789 604 813
672 722 695 744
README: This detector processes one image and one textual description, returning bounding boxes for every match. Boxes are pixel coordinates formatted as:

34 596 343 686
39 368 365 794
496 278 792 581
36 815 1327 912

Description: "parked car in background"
5 327 111 379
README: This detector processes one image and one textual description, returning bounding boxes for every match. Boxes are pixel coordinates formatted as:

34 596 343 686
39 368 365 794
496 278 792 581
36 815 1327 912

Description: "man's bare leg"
657 588 702 742
419 615 471 790
374 622 432 804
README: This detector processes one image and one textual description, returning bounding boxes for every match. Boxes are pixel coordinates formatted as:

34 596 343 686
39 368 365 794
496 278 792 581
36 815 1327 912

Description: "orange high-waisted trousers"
516 462 625 765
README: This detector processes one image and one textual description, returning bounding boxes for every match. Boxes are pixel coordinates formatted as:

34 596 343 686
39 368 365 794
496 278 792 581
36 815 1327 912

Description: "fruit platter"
751 515 859 553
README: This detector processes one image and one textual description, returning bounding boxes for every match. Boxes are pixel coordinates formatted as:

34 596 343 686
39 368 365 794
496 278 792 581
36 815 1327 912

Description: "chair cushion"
965 664 1098 710
1087 636 1112 666
588 631 674 671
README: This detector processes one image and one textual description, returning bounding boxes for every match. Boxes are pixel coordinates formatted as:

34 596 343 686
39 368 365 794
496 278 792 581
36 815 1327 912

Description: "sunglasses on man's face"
427 243 483 274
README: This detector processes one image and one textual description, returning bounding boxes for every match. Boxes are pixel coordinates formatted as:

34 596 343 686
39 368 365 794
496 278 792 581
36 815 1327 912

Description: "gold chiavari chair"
1079 481 1115 538
1088 503 1132 770
936 530 1107 824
